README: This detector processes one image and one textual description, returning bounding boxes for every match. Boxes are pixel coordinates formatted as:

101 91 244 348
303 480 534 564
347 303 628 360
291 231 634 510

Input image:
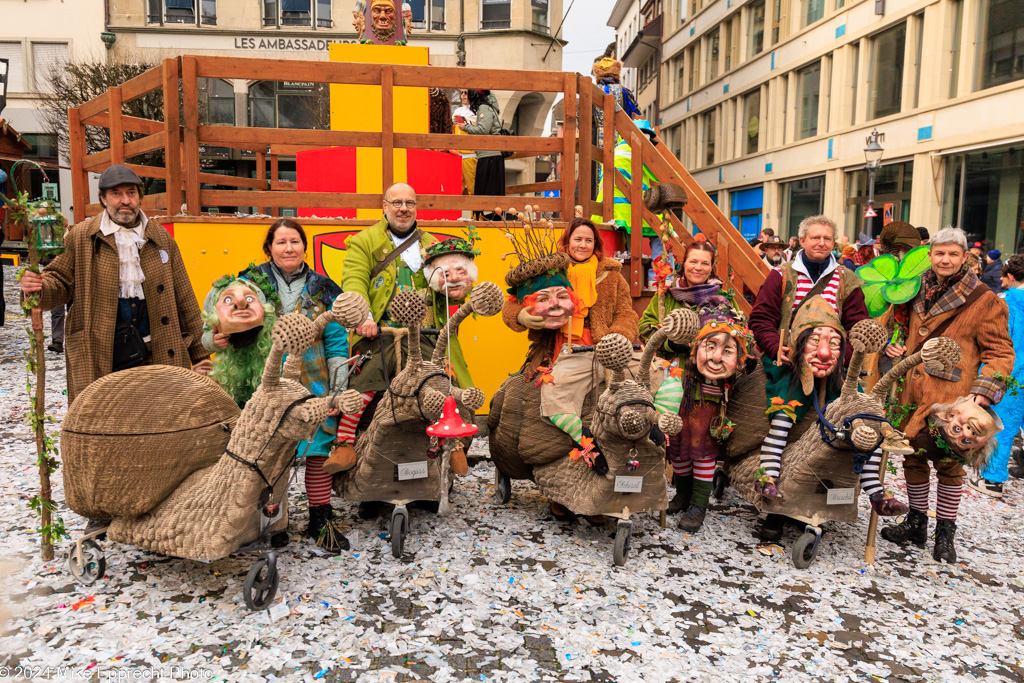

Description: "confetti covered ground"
2 266 1023 682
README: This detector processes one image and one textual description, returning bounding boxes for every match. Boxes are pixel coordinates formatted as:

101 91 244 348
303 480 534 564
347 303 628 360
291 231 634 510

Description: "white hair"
423 253 478 293
931 226 968 251
797 215 840 242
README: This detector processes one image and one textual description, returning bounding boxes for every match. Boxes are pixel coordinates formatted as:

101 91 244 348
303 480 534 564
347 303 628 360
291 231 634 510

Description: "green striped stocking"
550 413 584 443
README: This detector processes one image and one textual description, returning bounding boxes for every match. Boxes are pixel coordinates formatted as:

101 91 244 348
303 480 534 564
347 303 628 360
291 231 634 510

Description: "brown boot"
322 443 357 474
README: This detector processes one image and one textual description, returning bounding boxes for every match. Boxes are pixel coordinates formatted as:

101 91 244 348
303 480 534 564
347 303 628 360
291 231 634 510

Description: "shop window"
248 81 319 129
976 0 1024 90
200 78 235 126
943 146 1024 253
748 0 765 59
796 60 820 140
743 88 761 155
803 0 824 28
482 0 512 30
730 186 764 240
869 22 906 119
845 160 913 235
780 175 824 239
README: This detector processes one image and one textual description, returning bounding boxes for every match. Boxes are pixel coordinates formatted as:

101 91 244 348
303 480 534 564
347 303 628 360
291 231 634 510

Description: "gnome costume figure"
201 273 278 406
420 236 480 388
753 295 906 516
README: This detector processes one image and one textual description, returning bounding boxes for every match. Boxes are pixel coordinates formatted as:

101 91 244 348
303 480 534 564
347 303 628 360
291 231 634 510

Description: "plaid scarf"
919 265 971 315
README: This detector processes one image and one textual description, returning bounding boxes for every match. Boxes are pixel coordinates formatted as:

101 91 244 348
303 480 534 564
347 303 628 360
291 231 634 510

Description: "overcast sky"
559 0 617 77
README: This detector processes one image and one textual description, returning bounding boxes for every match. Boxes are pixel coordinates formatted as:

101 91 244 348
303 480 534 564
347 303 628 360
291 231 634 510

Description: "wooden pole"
577 75 593 211
24 217 52 561
162 58 183 215
381 66 395 194
68 107 88 224
560 73 577 220
181 56 201 215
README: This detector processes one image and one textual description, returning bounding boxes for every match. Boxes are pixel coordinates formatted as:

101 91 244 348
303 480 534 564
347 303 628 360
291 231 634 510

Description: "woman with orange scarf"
502 218 640 472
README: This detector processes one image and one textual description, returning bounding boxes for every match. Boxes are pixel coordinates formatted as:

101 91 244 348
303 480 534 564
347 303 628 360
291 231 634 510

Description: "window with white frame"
0 42 24 93
31 42 68 94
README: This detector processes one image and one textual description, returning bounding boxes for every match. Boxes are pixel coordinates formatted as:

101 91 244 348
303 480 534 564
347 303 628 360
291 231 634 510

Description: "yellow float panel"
172 220 533 412
328 43 429 220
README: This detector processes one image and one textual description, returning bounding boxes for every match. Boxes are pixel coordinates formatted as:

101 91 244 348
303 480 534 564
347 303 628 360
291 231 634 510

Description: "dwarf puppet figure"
654 299 752 532
754 295 906 515
421 235 480 388
358 0 408 45
201 273 278 406
882 396 1002 560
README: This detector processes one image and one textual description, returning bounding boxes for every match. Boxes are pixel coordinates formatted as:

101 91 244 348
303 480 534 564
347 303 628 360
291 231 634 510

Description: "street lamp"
863 128 885 237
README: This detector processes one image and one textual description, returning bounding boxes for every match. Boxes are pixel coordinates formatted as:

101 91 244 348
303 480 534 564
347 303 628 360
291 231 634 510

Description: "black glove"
649 423 666 448
667 341 691 355
591 453 609 476
744 356 758 374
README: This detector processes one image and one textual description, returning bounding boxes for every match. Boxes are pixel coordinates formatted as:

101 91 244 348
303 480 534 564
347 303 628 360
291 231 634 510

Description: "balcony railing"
481 19 511 29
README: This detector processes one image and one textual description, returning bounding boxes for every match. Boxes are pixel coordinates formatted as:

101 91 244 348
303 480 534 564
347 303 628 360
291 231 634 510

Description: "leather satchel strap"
370 228 423 280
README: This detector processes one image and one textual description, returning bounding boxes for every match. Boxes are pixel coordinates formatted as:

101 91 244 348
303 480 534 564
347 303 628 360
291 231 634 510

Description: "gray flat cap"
98 164 144 190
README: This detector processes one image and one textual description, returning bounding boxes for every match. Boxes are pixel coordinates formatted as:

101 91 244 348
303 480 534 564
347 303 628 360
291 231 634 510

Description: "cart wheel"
612 521 632 567
792 532 820 569
390 508 408 559
495 470 512 505
243 557 279 610
67 539 105 585
712 470 727 501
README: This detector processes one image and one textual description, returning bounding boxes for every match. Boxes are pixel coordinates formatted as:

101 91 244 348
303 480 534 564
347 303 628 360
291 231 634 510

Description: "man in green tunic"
323 181 437 475
420 236 481 389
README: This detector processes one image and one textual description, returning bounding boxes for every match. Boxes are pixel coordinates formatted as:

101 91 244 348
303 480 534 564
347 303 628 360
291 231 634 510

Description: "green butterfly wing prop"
855 245 931 317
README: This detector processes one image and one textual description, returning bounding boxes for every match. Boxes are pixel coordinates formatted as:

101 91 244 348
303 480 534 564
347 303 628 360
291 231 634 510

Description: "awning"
929 135 1024 157
621 16 662 69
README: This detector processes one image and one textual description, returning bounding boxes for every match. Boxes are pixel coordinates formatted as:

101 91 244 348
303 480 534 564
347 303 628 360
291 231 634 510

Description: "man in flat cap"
20 164 209 406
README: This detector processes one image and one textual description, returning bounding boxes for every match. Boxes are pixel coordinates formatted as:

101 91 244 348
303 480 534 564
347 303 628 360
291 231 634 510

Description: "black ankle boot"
667 474 693 514
880 509 928 547
757 513 785 543
933 519 957 563
307 504 349 554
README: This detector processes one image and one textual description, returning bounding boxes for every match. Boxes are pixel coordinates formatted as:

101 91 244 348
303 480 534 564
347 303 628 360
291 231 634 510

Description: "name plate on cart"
826 488 856 505
614 476 643 493
397 461 429 481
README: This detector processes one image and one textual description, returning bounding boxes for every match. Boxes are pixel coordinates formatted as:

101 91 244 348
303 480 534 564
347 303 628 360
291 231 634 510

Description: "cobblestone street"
2 267 1023 682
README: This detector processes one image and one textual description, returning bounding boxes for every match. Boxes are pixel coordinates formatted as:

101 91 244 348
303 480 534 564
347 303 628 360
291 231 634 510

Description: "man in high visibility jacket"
592 119 662 278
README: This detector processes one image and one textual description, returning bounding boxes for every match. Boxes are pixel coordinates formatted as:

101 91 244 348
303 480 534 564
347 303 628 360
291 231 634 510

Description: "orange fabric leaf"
770 397 785 406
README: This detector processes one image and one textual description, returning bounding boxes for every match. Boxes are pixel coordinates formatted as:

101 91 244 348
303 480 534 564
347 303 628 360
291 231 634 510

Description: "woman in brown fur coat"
501 218 639 483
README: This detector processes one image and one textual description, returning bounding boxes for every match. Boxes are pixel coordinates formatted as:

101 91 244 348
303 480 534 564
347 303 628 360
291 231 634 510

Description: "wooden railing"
67 55 767 308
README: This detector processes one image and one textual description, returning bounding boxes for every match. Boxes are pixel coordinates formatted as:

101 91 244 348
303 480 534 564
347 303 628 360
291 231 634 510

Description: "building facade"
106 0 565 208
659 0 1024 254
1 0 108 211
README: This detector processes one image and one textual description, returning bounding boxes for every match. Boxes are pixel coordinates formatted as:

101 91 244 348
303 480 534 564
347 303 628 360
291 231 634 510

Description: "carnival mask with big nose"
932 397 1000 453
803 326 841 379
214 284 266 334
696 331 740 380
529 286 575 329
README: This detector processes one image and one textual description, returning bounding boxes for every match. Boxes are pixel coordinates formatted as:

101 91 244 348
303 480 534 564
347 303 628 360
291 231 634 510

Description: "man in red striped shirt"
747 216 870 504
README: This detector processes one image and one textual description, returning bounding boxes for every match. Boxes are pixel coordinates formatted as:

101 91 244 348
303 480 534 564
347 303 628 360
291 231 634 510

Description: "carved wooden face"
802 326 842 379
695 331 740 380
529 286 575 329
934 397 999 453
215 284 265 334
371 1 396 32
